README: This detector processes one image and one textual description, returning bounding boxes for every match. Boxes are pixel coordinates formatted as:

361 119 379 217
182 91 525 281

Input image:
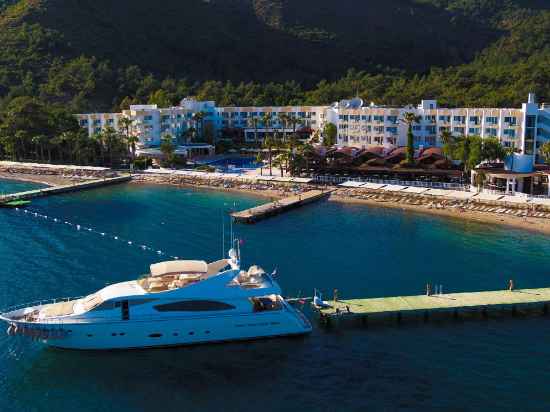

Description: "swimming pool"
206 156 262 171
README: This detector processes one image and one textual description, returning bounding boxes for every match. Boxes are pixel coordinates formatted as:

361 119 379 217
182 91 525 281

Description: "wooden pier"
231 189 333 223
0 175 131 205
313 288 550 327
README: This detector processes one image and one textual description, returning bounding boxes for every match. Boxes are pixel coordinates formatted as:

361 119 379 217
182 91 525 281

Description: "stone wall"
0 162 116 178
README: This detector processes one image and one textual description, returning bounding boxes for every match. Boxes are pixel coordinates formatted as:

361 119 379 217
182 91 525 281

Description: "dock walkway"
314 288 550 327
0 175 131 204
231 189 333 223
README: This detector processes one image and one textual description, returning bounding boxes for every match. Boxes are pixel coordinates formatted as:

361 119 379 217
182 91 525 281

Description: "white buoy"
128 241 132 245
76 225 81 230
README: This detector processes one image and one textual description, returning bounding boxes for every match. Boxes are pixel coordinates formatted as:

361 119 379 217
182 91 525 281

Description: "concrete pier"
231 189 333 223
0 175 131 204
313 287 550 327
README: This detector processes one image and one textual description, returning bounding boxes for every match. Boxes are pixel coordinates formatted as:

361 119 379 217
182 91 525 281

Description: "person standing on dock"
426 283 432 296
509 279 514 292
333 288 339 302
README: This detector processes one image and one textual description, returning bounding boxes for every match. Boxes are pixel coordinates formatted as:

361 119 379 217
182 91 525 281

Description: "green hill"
0 0 549 112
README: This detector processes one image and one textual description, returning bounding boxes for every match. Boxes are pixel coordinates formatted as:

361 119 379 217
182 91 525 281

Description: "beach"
2 164 550 234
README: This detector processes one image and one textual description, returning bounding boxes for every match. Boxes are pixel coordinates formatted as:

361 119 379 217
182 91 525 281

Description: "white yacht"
0 247 311 350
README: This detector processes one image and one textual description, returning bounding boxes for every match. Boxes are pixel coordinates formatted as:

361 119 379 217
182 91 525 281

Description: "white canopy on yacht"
150 260 208 277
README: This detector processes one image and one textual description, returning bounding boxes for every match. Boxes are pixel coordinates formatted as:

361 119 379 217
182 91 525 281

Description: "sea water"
0 181 549 412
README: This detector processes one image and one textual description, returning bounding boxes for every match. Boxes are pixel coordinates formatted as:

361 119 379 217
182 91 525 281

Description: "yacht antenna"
230 202 235 246
221 207 225 258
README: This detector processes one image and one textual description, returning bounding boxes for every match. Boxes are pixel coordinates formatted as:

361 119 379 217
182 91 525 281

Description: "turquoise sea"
0 181 549 412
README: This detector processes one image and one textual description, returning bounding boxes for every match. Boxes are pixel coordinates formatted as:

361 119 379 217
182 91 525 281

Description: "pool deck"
313 287 550 327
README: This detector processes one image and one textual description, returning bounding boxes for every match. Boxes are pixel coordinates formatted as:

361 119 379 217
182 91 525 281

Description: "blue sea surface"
0 181 549 412
0 178 45 195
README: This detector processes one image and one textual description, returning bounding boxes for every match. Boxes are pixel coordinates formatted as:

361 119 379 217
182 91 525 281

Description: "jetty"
231 189 333 223
313 287 550 327
0 175 131 205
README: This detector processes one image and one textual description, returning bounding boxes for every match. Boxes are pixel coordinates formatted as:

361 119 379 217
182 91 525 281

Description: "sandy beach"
2 166 550 235
329 192 550 235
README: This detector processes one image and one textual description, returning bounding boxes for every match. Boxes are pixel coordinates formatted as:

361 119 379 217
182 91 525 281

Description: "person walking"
508 279 514 292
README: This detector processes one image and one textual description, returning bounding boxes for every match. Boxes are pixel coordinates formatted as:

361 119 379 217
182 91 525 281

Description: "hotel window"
361 115 367 121
485 128 497 136
438 115 451 122
453 116 465 124
373 115 384 122
93 119 101 125
485 116 498 125
426 126 436 134
526 115 537 128
468 128 480 135
240 112 248 118
161 115 170 121
386 127 398 134
413 125 422 131
94 127 101 133
424 115 436 123
503 129 516 138
374 126 384 133
107 119 114 125
504 116 517 126
79 119 88 126
387 115 398 124
453 127 465 134
343 115 349 121
439 126 449 132
425 136 436 146
469 116 479 125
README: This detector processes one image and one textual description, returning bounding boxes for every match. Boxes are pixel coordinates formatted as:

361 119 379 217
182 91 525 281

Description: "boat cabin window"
153 300 236 312
250 296 282 312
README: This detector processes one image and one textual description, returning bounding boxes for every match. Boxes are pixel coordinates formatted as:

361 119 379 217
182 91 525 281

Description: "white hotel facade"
76 93 550 161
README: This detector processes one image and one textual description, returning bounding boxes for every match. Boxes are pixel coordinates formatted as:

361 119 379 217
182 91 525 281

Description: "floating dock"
0 175 131 205
313 288 550 327
231 189 333 223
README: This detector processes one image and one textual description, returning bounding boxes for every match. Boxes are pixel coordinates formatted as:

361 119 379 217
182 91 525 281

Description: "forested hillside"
0 0 549 114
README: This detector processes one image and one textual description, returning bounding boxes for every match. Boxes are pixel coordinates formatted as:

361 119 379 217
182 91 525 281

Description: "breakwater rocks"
0 162 117 179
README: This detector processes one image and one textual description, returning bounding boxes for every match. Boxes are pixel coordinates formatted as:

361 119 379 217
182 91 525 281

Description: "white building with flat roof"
75 94 550 162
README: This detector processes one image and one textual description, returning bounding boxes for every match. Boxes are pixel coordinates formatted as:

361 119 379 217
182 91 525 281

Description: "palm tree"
192 111 206 141
400 112 421 164
263 134 275 176
119 117 135 161
247 116 259 146
279 113 289 142
261 112 271 144
440 129 455 160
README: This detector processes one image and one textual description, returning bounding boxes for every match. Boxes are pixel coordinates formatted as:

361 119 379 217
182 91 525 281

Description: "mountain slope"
0 0 498 83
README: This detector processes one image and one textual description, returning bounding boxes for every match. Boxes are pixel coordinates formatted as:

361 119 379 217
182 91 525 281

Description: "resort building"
75 93 550 161
329 93 550 163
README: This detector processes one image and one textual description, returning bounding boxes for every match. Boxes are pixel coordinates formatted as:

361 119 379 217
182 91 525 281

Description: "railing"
0 296 83 317
313 175 469 191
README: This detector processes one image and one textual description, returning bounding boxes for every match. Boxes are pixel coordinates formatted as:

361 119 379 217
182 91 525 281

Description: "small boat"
0 242 312 350
0 199 32 208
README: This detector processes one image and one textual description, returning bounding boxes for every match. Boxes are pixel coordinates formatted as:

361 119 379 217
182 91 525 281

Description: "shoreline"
2 167 550 235
0 172 76 187
329 193 550 235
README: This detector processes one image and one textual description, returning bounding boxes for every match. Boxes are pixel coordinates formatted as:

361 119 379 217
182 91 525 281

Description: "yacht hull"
9 309 312 350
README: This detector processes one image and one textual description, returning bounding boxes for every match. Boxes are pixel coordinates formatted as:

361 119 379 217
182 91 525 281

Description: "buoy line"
12 207 181 260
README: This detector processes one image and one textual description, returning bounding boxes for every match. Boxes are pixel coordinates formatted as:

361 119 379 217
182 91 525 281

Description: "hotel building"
76 93 550 161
